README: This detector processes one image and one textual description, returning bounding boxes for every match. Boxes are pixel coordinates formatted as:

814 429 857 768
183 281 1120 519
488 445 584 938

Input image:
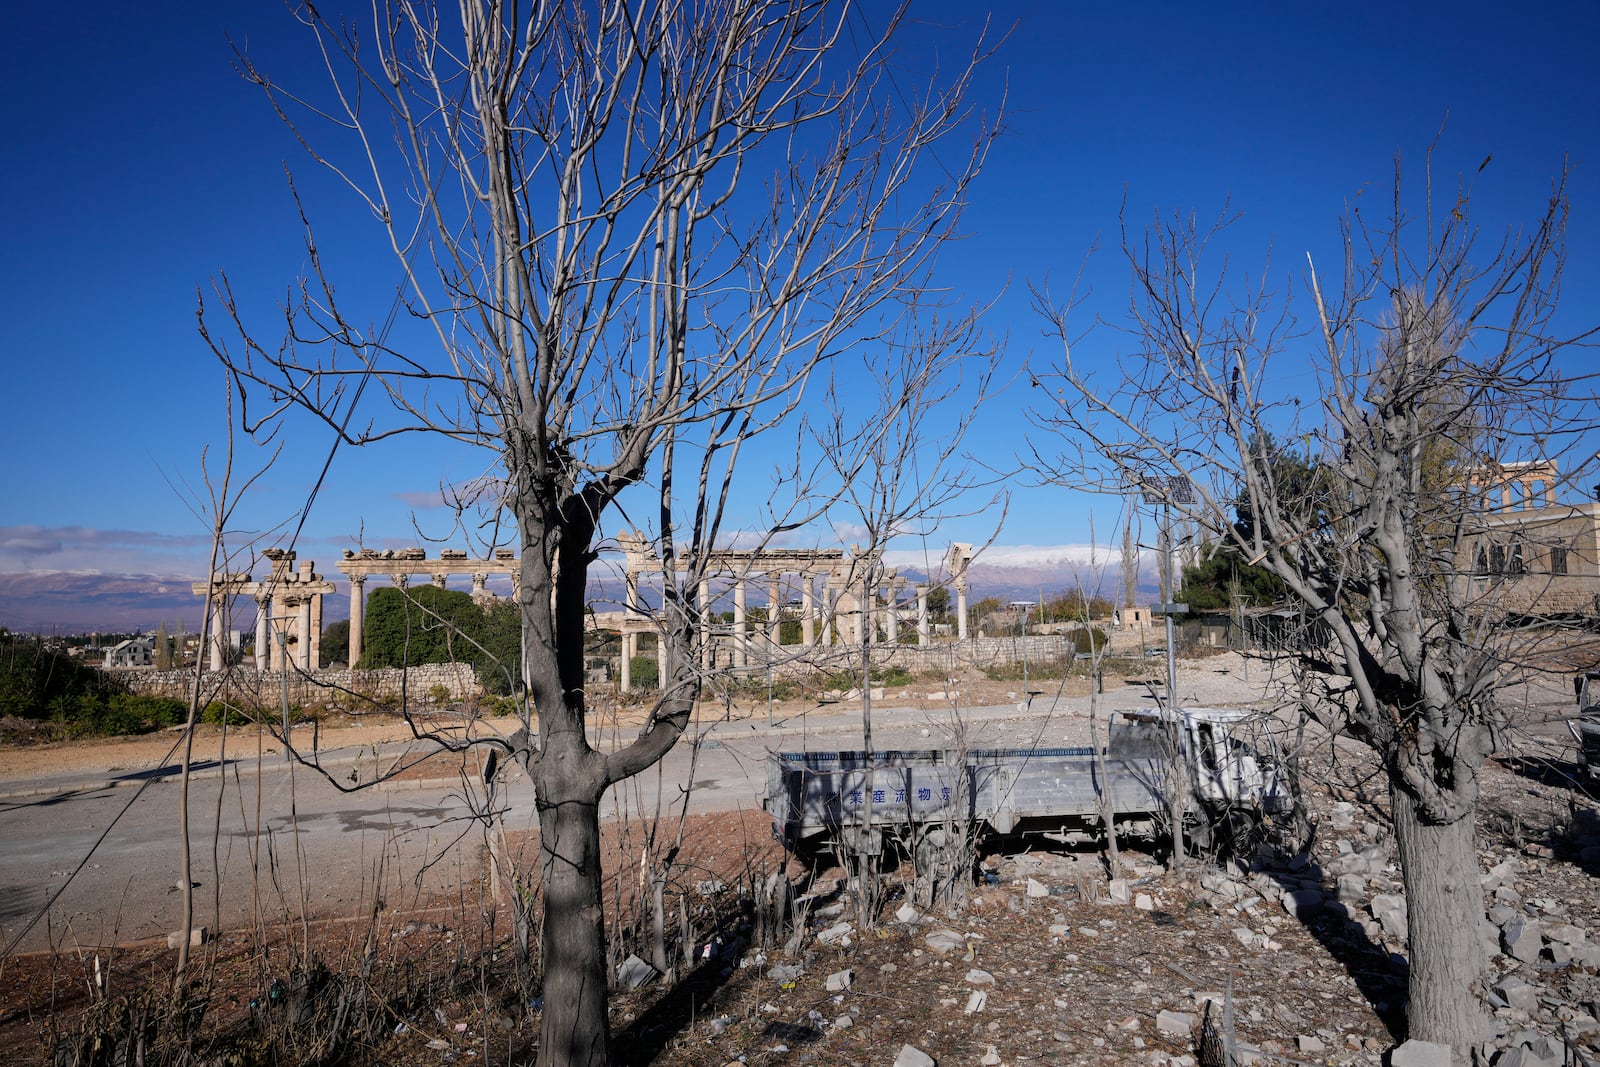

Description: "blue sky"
2 1 1596 631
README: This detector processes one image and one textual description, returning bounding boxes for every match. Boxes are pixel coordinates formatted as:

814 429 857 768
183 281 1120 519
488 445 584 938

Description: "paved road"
0 678 1222 955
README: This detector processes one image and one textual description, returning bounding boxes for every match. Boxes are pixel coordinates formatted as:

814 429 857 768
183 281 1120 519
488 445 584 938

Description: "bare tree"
201 3 995 1063
809 304 1003 921
1032 154 1597 1055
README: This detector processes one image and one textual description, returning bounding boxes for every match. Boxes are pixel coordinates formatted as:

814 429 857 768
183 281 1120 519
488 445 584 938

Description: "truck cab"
1110 706 1294 816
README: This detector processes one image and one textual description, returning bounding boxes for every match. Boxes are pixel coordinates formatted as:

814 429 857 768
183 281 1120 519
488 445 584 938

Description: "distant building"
104 636 156 669
1458 461 1600 619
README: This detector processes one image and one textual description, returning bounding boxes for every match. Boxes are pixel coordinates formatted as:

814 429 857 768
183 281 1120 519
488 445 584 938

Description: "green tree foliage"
0 630 127 721
1039 591 1116 622
359 586 524 694
320 618 350 667
1178 546 1286 612
925 585 950 620
1179 436 1327 613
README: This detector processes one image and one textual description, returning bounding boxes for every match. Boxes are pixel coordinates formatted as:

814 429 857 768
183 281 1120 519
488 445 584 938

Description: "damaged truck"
765 705 1299 887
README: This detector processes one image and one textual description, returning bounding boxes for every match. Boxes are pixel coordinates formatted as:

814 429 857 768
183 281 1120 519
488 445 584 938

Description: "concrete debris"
816 920 854 946
893 1044 936 1067
1389 1038 1453 1067
1154 1009 1193 1036
616 954 657 990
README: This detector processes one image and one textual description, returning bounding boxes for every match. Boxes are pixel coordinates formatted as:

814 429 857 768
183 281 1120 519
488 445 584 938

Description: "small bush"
1066 627 1108 655
426 683 453 705
204 701 256 727
982 658 1069 682
629 657 659 689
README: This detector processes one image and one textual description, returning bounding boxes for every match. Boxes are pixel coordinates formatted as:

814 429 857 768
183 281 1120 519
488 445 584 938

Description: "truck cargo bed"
765 746 1172 843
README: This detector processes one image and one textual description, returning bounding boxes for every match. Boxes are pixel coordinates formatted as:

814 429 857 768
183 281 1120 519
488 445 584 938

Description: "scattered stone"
965 990 988 1014
767 963 804 983
966 968 995 985
825 968 853 992
1336 873 1366 901
980 1047 1001 1066
816 920 853 946
1027 878 1050 898
1107 879 1131 905
1281 888 1324 919
1155 1010 1194 1037
925 929 966 955
1135 893 1155 911
1369 893 1409 941
1296 1034 1325 1055
893 1044 936 1067
166 927 208 949
1498 1046 1559 1067
1502 918 1544 965
1544 923 1588 946
896 902 921 924
616 954 657 989
1389 1039 1452 1067
1492 974 1540 1014
833 1015 853 1029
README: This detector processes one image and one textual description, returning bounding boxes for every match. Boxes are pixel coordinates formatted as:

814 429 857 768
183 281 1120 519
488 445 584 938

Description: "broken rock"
893 1044 936 1067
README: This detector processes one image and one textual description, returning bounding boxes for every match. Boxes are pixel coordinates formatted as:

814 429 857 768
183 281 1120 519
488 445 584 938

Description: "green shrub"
1066 627 1108 655
628 657 659 689
204 701 255 727
874 665 913 687
982 658 1069 682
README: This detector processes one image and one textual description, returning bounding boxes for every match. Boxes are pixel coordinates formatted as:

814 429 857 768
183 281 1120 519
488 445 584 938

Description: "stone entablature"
335 548 521 665
192 550 336 674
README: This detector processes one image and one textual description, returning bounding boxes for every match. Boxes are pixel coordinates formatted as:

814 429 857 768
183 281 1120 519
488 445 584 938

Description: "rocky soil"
7 648 1600 1066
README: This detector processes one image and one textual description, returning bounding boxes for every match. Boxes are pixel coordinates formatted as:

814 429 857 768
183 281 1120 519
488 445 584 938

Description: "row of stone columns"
617 571 965 692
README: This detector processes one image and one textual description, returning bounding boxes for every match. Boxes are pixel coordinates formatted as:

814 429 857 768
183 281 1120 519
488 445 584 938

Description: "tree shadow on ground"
1261 850 1410 1043
612 864 838 1066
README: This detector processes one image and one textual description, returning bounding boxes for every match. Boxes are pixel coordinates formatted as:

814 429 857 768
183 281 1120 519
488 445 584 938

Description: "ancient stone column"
801 577 816 647
884 588 898 645
348 576 366 666
620 571 639 693
309 589 323 669
768 578 781 650
697 577 712 670
733 580 747 668
917 585 930 646
255 598 270 671
298 595 314 670
470 572 489 601
956 580 969 641
207 593 225 671
432 572 448 588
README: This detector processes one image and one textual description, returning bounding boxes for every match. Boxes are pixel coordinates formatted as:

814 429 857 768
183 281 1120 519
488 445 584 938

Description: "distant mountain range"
0 550 1162 634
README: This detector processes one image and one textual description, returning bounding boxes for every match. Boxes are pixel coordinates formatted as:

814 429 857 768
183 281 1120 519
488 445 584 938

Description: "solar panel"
1136 473 1195 505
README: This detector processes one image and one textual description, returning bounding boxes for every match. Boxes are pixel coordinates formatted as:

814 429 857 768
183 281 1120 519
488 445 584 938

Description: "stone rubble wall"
121 662 483 706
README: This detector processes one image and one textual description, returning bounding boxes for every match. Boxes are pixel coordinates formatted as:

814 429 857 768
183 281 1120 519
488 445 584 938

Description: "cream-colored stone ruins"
614 535 972 692
334 547 521 665
191 549 336 671
194 538 976 683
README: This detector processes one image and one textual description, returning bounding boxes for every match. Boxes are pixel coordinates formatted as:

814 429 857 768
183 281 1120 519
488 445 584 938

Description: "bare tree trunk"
1391 782 1489 1057
534 763 611 1067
